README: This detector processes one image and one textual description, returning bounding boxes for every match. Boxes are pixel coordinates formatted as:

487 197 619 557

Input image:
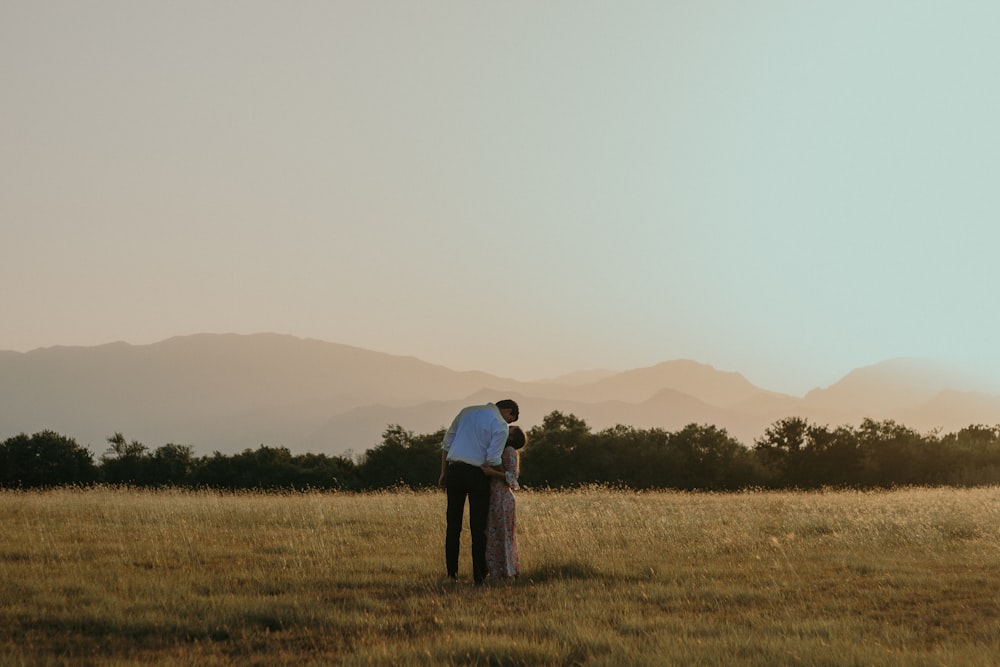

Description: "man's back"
442 403 508 467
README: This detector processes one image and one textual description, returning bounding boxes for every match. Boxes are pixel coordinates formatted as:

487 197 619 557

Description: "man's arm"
439 408 467 487
442 406 471 450
484 421 509 467
438 449 448 488
480 463 507 484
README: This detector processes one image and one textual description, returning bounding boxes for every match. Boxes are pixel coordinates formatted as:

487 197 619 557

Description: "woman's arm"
503 448 520 490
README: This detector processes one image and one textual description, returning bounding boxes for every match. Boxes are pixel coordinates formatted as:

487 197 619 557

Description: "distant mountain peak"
2 334 997 456
535 369 617 386
804 357 988 412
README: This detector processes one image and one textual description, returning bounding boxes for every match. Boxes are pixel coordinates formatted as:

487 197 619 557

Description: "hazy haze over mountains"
1 333 997 457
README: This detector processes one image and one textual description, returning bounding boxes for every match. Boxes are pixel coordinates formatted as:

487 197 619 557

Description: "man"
439 398 519 585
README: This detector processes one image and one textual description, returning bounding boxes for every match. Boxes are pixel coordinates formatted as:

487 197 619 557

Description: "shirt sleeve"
484 420 508 466
441 408 466 452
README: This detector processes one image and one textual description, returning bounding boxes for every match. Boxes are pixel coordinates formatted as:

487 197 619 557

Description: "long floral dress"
485 445 520 579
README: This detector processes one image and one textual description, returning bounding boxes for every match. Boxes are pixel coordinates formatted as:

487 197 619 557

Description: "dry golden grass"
1 486 998 666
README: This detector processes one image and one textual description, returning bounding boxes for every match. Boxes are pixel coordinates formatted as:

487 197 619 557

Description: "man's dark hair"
496 399 519 421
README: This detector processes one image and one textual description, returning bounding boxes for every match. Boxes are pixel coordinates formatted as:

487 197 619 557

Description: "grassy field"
1 486 998 666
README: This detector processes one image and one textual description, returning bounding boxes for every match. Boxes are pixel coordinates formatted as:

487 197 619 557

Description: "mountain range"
1 333 997 457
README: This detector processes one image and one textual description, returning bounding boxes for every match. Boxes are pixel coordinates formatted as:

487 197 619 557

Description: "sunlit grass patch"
1 486 999 665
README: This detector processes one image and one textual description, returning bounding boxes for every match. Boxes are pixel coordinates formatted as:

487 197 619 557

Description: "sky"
2 1 999 396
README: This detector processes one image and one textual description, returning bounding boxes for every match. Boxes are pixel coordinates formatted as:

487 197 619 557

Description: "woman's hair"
506 425 527 450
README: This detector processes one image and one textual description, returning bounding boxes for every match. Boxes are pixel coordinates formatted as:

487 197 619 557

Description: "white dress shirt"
441 403 509 467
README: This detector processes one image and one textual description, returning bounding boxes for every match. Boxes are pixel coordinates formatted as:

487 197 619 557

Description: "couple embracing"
438 399 525 585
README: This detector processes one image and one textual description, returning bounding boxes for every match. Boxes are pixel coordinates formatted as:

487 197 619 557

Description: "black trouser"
445 461 490 583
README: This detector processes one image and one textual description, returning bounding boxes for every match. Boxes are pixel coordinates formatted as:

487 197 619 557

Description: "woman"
481 425 526 580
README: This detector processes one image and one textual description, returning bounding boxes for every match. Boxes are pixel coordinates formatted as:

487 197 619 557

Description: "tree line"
2 411 999 491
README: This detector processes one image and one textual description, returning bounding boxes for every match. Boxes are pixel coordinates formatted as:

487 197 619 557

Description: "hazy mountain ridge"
1 334 997 456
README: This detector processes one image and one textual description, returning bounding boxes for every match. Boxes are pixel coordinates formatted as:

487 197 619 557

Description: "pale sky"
3 1 999 396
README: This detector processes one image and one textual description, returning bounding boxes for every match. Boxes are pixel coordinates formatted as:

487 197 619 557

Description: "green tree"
668 423 754 490
803 424 862 487
148 443 196 486
520 411 592 487
753 417 809 486
939 424 1000 485
100 432 151 485
359 424 442 489
754 418 862 488
579 424 645 486
857 419 939 486
0 430 98 488
621 427 675 489
190 445 304 489
289 451 360 490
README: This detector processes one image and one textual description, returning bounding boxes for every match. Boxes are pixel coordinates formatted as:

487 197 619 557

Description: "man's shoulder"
456 403 502 424
458 403 492 416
